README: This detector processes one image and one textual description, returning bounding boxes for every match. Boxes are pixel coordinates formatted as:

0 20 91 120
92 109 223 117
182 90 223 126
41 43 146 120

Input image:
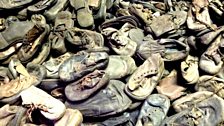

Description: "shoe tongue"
16 64 30 77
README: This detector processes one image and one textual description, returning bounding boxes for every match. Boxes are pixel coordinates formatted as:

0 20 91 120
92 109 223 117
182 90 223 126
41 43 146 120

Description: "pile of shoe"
1 0 224 125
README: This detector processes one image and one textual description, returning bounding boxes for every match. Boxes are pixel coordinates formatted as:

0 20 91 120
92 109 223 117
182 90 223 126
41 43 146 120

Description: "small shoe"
136 94 170 126
125 53 164 100
70 0 94 27
42 52 72 79
156 70 186 100
195 75 224 99
65 80 132 117
65 27 105 50
199 35 224 74
162 92 224 126
105 55 137 79
59 51 109 82
0 0 33 10
65 70 109 101
181 55 199 84
20 85 66 121
44 0 69 21
27 0 58 13
54 108 83 126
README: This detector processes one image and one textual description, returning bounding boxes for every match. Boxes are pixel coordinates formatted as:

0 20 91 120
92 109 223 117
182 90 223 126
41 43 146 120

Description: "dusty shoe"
146 11 187 37
105 55 137 79
65 70 109 101
44 0 69 21
0 0 33 10
70 0 94 27
162 93 224 126
181 55 199 84
156 70 186 100
54 108 83 126
42 52 72 79
0 104 27 126
20 86 66 121
195 75 224 99
65 27 105 50
27 0 57 13
59 51 108 82
172 91 214 112
0 21 34 50
65 80 132 117
199 35 224 74
50 11 74 54
136 94 170 126
125 53 164 100
30 42 51 65
137 37 190 61
17 24 50 63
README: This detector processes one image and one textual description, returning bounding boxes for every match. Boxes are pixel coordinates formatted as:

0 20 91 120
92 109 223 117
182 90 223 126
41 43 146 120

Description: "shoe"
181 55 199 84
65 70 109 101
136 94 170 126
156 70 186 100
199 35 224 74
21 86 66 121
125 53 164 100
50 11 74 54
30 42 51 65
105 55 137 79
162 93 224 126
0 21 34 50
26 63 47 82
70 0 94 27
195 75 224 99
54 108 83 126
59 51 108 82
17 24 50 63
172 91 214 112
44 0 69 21
65 27 105 50
0 0 33 10
65 80 132 117
0 104 26 126
42 52 72 79
146 10 187 37
39 78 66 92
137 38 190 61
27 0 57 13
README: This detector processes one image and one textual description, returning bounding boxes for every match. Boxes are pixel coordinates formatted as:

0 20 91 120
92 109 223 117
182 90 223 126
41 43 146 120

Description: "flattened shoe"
0 21 34 50
105 55 137 79
59 51 109 82
20 86 66 121
65 27 105 50
65 80 132 117
65 70 109 102
70 0 94 27
161 93 224 126
0 0 33 10
181 55 199 84
125 53 164 100
42 52 72 79
156 70 186 101
54 108 83 126
136 94 170 126
27 0 57 13
195 75 224 99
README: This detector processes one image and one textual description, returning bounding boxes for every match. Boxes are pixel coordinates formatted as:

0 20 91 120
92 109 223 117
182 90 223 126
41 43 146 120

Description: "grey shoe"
59 51 108 82
0 0 33 10
65 80 132 117
162 93 224 126
136 94 170 126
